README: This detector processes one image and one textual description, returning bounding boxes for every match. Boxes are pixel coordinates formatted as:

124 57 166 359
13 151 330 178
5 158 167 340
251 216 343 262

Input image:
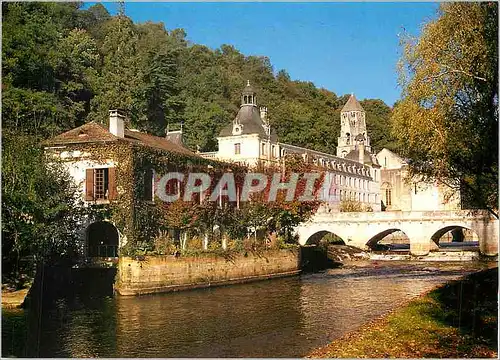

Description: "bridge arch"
366 228 410 250
304 230 346 246
430 225 479 250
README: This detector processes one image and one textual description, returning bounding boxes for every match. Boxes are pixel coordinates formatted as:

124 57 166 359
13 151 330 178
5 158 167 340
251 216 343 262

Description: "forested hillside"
2 2 395 154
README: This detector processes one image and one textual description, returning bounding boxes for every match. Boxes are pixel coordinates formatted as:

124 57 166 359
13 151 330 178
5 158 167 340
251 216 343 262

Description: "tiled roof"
124 129 195 156
43 122 119 144
44 122 196 157
341 94 364 112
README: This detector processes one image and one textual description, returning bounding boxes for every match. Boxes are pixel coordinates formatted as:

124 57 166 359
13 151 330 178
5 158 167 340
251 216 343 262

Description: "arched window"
381 182 392 207
385 189 392 206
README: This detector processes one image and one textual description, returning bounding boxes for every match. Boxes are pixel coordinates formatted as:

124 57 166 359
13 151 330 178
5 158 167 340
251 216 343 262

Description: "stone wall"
115 249 300 296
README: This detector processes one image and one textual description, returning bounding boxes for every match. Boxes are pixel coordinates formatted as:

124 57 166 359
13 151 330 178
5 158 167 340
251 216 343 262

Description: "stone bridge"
295 209 499 256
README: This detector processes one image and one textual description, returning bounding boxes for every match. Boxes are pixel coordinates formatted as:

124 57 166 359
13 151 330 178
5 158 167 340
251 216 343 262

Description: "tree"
89 15 140 123
2 131 90 287
392 2 498 217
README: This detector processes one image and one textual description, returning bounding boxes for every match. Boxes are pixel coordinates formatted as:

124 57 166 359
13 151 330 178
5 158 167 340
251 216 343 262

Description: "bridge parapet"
308 209 493 224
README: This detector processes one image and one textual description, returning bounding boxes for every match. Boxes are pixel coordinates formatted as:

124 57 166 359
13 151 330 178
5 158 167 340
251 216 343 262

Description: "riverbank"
308 266 498 358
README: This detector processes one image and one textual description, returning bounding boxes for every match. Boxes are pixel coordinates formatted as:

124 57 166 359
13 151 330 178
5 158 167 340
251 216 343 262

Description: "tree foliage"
392 2 498 216
2 2 394 147
2 131 90 286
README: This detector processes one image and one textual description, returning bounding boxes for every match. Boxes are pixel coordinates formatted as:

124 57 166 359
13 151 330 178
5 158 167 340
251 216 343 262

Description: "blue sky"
85 2 439 107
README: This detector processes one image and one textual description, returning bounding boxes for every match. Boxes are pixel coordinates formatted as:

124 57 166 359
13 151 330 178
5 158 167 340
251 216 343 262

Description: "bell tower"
336 93 371 157
241 80 256 107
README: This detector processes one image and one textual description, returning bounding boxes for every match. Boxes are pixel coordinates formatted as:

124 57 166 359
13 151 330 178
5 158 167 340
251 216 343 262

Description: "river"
2 261 492 358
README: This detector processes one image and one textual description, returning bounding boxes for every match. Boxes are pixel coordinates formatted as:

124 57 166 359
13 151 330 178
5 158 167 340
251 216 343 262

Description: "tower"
241 80 256 106
336 94 371 157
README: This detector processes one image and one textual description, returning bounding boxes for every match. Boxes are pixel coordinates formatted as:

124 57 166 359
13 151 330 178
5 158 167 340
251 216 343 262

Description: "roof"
44 122 119 144
242 80 255 94
219 105 277 140
345 149 381 167
341 94 364 112
44 122 196 157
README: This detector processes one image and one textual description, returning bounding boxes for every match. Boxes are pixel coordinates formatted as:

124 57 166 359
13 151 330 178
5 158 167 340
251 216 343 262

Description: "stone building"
375 148 461 211
201 81 462 213
200 82 382 211
44 110 210 257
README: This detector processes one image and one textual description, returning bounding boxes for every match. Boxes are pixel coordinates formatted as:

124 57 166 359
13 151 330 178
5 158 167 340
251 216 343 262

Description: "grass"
308 267 498 358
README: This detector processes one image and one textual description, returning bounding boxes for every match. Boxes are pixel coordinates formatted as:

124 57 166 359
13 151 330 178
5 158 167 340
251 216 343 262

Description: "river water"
2 262 492 358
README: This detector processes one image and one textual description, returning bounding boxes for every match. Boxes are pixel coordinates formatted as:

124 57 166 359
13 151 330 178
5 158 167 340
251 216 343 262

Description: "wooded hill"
2 2 396 154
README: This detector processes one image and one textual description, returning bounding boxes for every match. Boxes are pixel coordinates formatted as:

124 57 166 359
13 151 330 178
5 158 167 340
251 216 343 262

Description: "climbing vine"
53 142 328 255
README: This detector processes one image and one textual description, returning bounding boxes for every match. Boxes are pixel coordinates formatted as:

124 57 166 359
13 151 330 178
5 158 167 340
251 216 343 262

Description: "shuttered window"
85 167 117 201
143 168 154 201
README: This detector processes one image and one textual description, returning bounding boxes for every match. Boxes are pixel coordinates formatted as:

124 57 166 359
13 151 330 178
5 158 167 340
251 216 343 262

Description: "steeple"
341 93 364 112
241 80 256 106
336 93 371 157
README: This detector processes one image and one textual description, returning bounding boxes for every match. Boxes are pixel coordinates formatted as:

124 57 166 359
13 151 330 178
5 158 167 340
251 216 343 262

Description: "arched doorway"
431 226 479 251
366 228 410 252
86 221 119 257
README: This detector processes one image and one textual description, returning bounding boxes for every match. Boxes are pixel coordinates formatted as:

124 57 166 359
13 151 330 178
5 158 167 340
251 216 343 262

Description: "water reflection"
2 262 491 358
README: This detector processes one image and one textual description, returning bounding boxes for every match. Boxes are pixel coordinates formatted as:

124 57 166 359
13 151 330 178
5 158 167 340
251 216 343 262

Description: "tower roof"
219 105 277 140
341 94 364 112
242 80 255 95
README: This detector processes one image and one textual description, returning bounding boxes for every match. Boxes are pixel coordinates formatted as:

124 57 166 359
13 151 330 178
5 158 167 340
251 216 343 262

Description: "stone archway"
86 221 119 257
303 229 347 246
430 225 479 251
305 230 346 246
365 228 410 251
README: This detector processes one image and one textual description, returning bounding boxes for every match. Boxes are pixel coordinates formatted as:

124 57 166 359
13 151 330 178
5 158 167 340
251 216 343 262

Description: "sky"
86 2 440 107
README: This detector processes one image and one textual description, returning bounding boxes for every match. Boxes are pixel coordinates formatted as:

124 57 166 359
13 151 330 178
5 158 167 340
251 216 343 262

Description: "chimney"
359 143 365 164
166 123 184 146
109 109 125 138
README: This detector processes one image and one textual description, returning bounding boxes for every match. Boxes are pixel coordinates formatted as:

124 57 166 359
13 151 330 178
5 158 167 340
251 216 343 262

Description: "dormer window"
233 124 242 135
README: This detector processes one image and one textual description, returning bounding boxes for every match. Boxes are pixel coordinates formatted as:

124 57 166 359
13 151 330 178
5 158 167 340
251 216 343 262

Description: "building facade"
200 82 382 211
375 148 461 211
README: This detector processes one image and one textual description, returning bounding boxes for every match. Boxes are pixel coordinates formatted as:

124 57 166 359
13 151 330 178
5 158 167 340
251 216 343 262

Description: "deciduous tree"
392 2 498 216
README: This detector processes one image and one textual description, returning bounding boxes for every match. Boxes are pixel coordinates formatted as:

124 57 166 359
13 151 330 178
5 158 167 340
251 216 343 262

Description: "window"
143 168 154 201
272 145 277 157
95 168 108 200
261 143 266 156
234 143 241 155
85 168 117 201
385 189 392 206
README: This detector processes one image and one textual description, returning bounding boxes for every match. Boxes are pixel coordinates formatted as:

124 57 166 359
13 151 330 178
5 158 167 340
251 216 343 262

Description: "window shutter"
85 169 94 201
108 167 117 200
143 168 153 200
